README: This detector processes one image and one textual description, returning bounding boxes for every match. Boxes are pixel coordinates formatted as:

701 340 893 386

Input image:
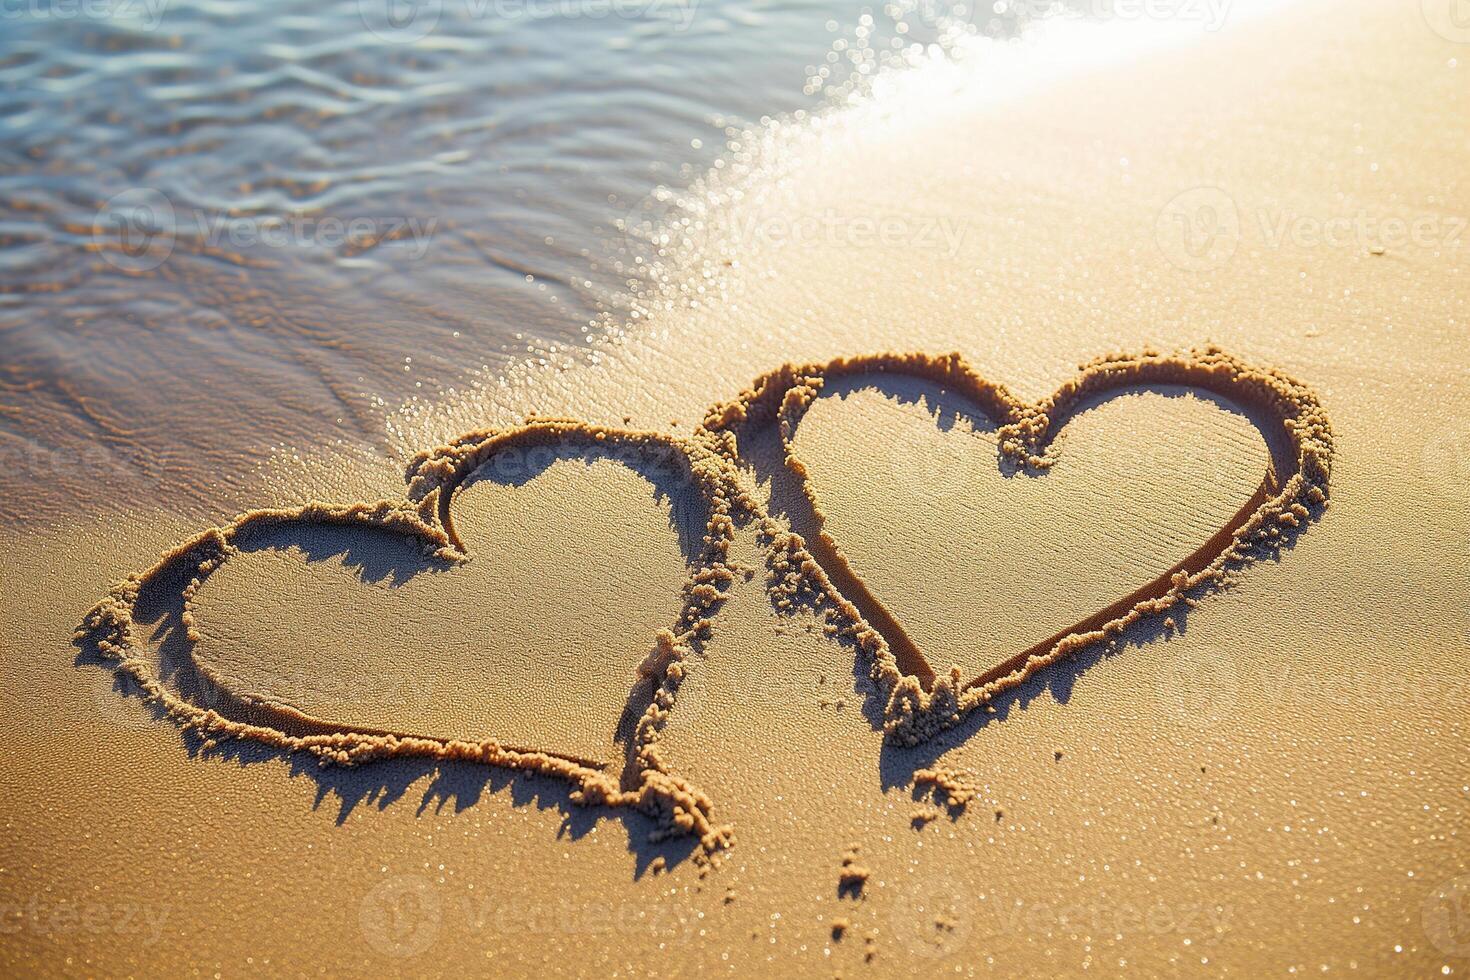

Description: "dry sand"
3 0 1467 975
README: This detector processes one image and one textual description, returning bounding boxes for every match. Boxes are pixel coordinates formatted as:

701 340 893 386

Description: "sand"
3 0 1467 975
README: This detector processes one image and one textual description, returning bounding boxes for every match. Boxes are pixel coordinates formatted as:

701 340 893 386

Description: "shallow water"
0 0 1066 525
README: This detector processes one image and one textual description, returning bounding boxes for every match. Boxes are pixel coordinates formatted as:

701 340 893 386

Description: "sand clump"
838 844 871 898
77 346 1332 854
913 766 983 812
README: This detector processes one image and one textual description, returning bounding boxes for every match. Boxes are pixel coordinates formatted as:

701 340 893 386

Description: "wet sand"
3 0 1468 974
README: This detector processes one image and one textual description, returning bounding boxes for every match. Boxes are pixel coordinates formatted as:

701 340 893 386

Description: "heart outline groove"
77 346 1333 857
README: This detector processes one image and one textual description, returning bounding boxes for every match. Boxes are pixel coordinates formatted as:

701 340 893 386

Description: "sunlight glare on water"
0 0 1232 525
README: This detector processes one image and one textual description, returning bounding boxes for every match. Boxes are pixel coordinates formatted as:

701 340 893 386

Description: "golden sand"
4 0 1467 974
73 347 1330 864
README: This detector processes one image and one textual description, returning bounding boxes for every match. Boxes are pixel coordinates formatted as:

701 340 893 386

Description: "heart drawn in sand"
697 347 1333 745
79 423 744 851
78 347 1332 854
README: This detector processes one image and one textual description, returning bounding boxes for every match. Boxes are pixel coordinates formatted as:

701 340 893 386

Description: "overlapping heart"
77 346 1333 855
